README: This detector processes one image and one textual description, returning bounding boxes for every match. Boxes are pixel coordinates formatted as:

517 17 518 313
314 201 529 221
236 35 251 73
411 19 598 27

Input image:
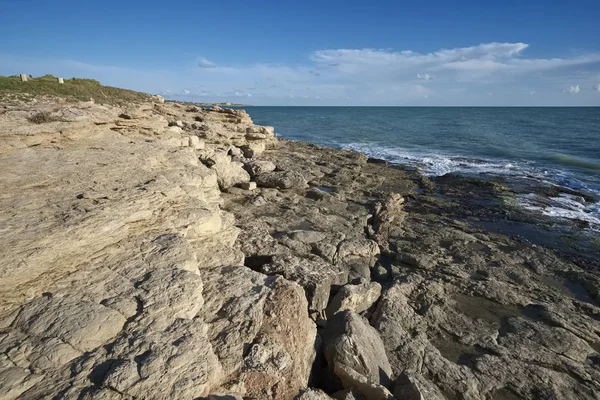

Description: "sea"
246 107 600 230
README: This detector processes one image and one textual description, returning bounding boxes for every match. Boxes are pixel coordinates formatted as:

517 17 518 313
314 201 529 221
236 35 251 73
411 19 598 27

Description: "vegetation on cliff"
0 74 152 104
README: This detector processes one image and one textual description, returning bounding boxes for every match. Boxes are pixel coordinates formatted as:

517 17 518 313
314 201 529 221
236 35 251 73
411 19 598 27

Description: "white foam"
342 142 532 177
517 193 600 230
342 142 600 228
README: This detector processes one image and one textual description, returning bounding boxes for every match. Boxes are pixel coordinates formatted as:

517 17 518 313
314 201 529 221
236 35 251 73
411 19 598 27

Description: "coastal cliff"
0 96 599 399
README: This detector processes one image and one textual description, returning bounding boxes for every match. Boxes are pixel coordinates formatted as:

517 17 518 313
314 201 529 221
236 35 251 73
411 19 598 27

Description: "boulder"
260 255 348 314
189 135 205 150
325 280 381 319
228 146 244 157
323 311 392 389
392 372 446 400
239 181 257 190
256 171 307 189
335 238 380 280
200 266 317 399
240 142 266 158
208 153 251 190
245 160 277 177
333 364 394 400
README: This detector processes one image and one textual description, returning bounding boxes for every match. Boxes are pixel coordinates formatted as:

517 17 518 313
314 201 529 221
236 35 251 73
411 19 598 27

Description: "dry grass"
0 74 153 105
27 112 67 124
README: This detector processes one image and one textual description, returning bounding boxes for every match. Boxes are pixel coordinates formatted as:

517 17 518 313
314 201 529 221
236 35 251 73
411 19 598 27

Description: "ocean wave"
341 142 600 227
551 154 600 170
518 193 600 231
341 142 532 177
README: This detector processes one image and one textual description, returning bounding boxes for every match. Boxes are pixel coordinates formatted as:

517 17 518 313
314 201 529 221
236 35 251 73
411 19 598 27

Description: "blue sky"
1 0 600 105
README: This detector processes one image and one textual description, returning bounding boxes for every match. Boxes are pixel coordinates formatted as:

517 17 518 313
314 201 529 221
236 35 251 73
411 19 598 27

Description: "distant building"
225 102 232 106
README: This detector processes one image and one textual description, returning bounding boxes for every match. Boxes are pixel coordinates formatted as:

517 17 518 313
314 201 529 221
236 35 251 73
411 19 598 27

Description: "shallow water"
247 107 600 228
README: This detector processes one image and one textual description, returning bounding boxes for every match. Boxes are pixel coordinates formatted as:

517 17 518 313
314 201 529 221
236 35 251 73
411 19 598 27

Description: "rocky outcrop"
0 99 296 399
1 95 599 400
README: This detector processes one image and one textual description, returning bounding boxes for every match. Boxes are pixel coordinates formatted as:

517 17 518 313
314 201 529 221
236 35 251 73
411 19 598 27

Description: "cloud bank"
2 42 600 105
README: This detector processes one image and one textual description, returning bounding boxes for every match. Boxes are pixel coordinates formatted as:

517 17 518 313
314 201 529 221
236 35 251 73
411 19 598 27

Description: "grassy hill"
0 74 153 104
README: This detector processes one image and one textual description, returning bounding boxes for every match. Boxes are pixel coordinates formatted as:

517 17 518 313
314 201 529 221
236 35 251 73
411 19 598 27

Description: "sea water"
246 107 600 229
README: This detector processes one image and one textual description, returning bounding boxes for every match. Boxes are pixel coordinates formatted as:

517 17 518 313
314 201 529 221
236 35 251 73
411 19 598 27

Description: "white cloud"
595 84 600 92
3 42 600 105
198 58 217 68
566 85 580 94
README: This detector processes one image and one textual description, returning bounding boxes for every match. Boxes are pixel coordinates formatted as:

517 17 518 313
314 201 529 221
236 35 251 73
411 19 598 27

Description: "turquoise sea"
246 107 600 229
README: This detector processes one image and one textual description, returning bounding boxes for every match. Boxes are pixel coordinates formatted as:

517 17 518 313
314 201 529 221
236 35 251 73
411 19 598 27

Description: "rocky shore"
0 97 599 400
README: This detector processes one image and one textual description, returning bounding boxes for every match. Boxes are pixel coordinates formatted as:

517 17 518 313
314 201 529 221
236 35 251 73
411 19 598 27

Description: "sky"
1 0 600 105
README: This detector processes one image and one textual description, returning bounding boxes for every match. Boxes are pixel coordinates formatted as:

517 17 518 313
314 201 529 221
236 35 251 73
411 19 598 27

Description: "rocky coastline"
0 97 599 399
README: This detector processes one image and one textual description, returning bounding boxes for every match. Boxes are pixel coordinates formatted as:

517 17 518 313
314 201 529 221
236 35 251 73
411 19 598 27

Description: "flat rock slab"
14 296 126 352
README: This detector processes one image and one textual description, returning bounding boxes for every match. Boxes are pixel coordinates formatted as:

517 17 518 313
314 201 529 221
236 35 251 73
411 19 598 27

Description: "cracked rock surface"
1 97 599 399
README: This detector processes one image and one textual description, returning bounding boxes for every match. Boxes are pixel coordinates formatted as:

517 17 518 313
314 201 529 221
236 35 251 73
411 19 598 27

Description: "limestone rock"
245 160 277 177
200 266 317 399
256 171 307 189
207 394 244 400
190 135 205 149
14 296 126 352
260 255 348 314
325 280 382 319
333 364 394 400
297 388 334 399
335 238 380 280
239 181 257 190
392 372 446 400
323 311 392 389
241 142 266 158
208 153 251 190
289 230 327 244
